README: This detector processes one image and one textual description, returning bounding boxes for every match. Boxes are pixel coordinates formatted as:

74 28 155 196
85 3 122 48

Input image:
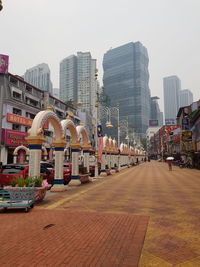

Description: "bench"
0 188 35 212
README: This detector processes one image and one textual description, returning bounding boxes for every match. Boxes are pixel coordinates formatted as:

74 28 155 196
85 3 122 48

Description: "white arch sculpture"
76 125 91 181
100 135 110 176
13 145 29 163
61 119 81 186
26 109 66 190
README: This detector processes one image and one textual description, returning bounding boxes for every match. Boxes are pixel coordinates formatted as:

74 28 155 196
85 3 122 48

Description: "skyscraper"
60 55 77 104
103 42 151 138
24 63 53 94
150 96 163 126
59 52 96 111
163 75 181 125
179 89 193 107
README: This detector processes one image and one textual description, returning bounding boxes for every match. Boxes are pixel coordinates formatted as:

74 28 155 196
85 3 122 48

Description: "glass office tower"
103 42 151 139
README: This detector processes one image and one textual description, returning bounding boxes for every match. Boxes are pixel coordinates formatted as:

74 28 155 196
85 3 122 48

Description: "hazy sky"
1 0 200 111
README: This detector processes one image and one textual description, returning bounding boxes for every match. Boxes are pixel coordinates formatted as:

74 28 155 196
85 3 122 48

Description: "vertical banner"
0 54 9 74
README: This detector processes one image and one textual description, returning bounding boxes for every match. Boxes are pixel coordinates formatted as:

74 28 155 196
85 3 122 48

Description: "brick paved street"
1 161 200 266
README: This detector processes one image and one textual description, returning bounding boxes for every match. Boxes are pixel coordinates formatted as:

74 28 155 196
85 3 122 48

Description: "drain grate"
43 224 55 230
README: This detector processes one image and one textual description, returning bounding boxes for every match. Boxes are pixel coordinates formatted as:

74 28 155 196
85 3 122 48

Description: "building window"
25 85 32 94
13 91 22 100
13 108 22 116
25 126 30 132
26 112 35 119
12 124 21 131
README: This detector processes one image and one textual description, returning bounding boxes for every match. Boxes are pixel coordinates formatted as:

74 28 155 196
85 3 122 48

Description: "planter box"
79 173 91 184
5 186 47 204
34 187 47 203
105 169 111 175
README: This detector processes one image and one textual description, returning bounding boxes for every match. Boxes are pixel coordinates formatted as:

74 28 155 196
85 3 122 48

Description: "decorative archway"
76 124 91 180
112 139 119 171
61 119 81 186
99 135 110 176
13 145 29 164
41 146 48 161
26 108 66 189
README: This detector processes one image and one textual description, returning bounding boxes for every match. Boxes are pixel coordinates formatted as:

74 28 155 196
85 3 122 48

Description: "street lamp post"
99 105 120 148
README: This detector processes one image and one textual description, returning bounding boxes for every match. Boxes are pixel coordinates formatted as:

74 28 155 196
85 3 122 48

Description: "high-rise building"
53 88 60 99
24 63 53 94
179 89 193 107
59 52 97 112
77 52 97 111
60 55 77 104
103 42 151 138
163 75 181 125
150 96 163 126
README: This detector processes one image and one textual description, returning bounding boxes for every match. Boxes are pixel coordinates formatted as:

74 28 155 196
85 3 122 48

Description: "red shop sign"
3 129 28 146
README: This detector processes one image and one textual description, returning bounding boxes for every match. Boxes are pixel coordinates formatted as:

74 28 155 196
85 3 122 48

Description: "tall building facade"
150 96 163 126
60 55 77 104
59 52 97 112
24 63 53 94
163 75 181 125
179 89 193 107
103 42 151 138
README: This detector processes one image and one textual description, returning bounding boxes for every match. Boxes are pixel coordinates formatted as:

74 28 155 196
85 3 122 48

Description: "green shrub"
34 176 42 187
16 177 25 187
11 178 17 187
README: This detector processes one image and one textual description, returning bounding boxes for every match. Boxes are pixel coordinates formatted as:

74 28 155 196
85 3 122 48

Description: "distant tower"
150 96 163 126
59 52 96 111
60 55 77 104
103 42 151 138
179 89 193 107
163 75 181 125
24 63 53 94
53 88 60 99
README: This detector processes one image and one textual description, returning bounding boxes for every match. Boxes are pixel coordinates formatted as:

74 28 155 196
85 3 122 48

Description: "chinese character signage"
7 113 48 128
0 54 9 74
182 131 192 142
7 113 33 126
149 120 159 127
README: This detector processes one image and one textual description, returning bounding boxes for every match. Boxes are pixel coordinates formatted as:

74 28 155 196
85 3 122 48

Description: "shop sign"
7 113 49 128
7 113 32 126
182 131 192 142
2 129 28 146
149 120 159 127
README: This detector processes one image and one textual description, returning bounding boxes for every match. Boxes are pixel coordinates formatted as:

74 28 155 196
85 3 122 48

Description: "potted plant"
79 166 91 184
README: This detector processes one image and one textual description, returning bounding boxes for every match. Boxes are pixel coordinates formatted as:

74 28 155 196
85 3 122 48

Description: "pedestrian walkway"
0 210 148 266
42 161 200 266
1 161 200 266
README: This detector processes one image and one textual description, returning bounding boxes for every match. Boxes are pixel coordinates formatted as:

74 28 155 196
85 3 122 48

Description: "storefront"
1 129 28 164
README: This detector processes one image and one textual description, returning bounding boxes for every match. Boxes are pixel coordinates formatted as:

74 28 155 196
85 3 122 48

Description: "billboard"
0 54 9 74
165 119 176 126
149 120 159 127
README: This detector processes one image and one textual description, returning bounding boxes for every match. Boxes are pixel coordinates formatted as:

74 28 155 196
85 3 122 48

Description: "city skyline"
1 0 200 112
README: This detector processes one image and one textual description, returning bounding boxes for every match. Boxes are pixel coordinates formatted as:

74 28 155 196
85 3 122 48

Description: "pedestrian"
167 159 172 171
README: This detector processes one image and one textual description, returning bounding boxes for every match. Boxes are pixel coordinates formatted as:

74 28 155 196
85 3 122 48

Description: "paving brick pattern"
1 161 200 266
41 161 200 266
0 210 148 267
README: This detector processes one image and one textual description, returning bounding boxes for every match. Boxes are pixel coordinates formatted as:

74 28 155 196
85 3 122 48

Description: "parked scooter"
179 161 192 169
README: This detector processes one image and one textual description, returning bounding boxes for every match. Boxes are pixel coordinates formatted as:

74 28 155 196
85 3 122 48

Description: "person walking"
167 159 172 171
